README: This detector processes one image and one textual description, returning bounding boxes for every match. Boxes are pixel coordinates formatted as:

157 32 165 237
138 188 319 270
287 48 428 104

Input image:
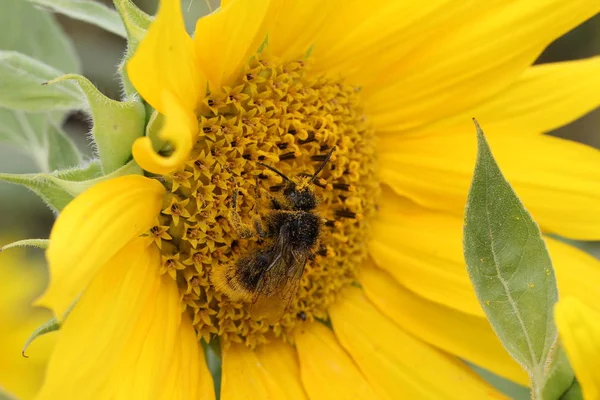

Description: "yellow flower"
36 0 600 398
555 298 600 400
0 247 55 400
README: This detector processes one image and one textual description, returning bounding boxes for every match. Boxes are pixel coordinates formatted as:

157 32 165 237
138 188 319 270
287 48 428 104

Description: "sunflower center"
150 55 379 348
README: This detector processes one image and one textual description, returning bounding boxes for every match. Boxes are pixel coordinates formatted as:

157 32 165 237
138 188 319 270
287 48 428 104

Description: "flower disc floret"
151 55 379 347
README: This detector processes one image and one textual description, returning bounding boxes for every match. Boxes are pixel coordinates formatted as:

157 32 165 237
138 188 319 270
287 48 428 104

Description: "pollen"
149 55 379 348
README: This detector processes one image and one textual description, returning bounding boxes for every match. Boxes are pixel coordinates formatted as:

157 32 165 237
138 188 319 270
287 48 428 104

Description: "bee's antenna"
311 147 336 183
258 162 291 182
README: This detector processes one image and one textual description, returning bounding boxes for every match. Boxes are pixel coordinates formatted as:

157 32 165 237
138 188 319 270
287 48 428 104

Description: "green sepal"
113 0 152 56
463 120 565 398
0 160 101 211
0 239 49 252
21 318 60 358
0 51 85 112
202 338 222 396
145 109 168 151
25 0 126 38
21 299 77 358
113 0 152 96
45 74 146 173
0 159 141 212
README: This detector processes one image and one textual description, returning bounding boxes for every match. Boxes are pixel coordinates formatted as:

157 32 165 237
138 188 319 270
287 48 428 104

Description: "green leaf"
0 63 83 172
463 121 560 395
0 109 82 172
0 160 141 212
0 0 80 74
0 239 49 252
0 390 16 400
46 74 146 173
25 0 126 38
46 123 82 170
0 0 82 113
0 51 84 112
0 0 83 172
469 364 530 399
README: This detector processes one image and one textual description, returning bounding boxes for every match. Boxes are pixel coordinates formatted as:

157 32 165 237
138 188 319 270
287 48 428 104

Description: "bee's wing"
250 241 307 324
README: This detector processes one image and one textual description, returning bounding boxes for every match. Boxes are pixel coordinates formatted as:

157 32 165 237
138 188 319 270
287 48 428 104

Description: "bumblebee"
213 149 335 324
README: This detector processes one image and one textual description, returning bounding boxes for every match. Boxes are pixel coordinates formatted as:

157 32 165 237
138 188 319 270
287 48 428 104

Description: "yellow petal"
330 287 507 399
360 263 528 385
311 0 452 78
38 175 164 320
0 248 55 400
555 298 600 400
222 341 306 399
545 239 600 315
268 0 340 62
158 315 215 400
127 0 204 114
254 341 307 400
374 191 600 317
370 192 482 317
38 239 212 399
194 0 273 91
410 57 600 136
295 322 378 399
364 0 600 132
132 91 196 175
380 132 600 240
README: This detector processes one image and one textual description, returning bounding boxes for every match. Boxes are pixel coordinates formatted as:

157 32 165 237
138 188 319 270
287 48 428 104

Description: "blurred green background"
0 2 598 399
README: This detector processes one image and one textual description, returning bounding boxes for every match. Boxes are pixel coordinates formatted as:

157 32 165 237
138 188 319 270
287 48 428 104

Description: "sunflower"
0 247 54 400
35 0 600 398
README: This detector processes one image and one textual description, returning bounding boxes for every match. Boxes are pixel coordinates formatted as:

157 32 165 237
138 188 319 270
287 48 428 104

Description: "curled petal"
133 92 196 175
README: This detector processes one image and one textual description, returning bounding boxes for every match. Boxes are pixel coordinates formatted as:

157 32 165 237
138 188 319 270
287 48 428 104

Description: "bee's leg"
253 219 266 238
229 187 254 239
250 176 269 239
254 175 262 200
250 175 264 213
324 218 340 229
